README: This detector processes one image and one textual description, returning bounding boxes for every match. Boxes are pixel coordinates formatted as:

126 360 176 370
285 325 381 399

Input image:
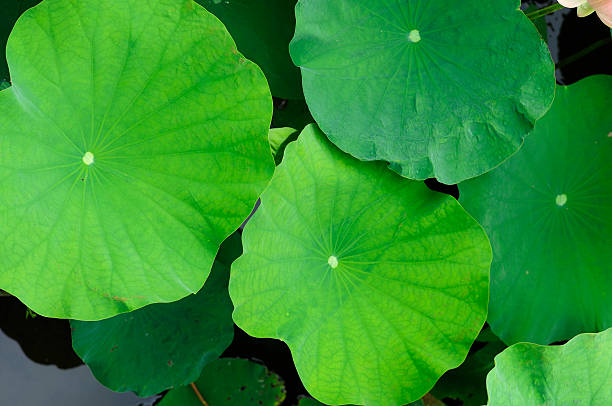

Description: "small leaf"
159 358 286 406
269 127 299 164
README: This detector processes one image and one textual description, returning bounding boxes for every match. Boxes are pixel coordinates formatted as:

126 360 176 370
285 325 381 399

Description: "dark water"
1 1 611 405
0 297 160 405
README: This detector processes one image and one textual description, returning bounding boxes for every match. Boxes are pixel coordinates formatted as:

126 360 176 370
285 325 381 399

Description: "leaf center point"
408 29 421 43
328 255 339 269
82 152 94 166
555 194 567 206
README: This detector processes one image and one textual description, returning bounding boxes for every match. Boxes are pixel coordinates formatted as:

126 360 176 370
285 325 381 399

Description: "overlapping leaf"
70 233 241 396
230 125 491 405
290 0 555 184
459 75 612 344
0 0 274 320
486 328 612 405
159 358 286 406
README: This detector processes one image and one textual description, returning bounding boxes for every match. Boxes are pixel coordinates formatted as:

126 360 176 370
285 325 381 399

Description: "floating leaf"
459 75 612 344
197 0 302 99
486 328 612 405
0 0 274 320
290 0 555 184
230 125 491 405
159 358 286 406
70 233 241 396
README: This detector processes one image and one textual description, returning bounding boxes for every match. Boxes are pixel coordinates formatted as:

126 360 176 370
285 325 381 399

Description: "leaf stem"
189 383 209 406
526 3 564 20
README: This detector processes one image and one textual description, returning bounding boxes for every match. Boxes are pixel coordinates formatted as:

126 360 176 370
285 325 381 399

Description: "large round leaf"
70 233 241 397
0 0 274 320
230 125 491 405
159 358 286 406
486 328 612 405
289 0 555 184
197 0 302 99
459 75 612 345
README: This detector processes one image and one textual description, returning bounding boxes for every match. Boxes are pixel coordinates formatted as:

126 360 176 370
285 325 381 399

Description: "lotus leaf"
459 75 612 344
290 0 555 184
0 0 274 320
230 125 491 405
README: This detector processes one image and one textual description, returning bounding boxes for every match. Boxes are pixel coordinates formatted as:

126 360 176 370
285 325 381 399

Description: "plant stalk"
190 382 209 406
526 3 564 20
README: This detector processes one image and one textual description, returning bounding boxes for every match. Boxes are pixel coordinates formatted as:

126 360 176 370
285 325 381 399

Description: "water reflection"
0 297 159 406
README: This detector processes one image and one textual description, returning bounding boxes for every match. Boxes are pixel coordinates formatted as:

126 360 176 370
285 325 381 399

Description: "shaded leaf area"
70 233 241 397
222 325 308 406
230 125 490 405
459 75 612 345
0 0 42 82
431 326 506 406
159 358 286 406
269 127 299 165
290 0 555 184
272 97 314 132
197 0 303 99
0 296 81 369
486 328 612 405
0 0 274 320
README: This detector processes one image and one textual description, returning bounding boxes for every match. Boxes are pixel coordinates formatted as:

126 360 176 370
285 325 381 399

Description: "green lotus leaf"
486 328 612 405
70 232 241 396
459 75 612 345
269 127 298 164
197 0 302 99
0 0 274 320
159 358 286 406
289 0 555 184
230 124 491 405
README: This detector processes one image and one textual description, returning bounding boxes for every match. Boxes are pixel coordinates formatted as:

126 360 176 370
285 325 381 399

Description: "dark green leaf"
459 75 612 344
159 358 286 406
290 0 555 184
